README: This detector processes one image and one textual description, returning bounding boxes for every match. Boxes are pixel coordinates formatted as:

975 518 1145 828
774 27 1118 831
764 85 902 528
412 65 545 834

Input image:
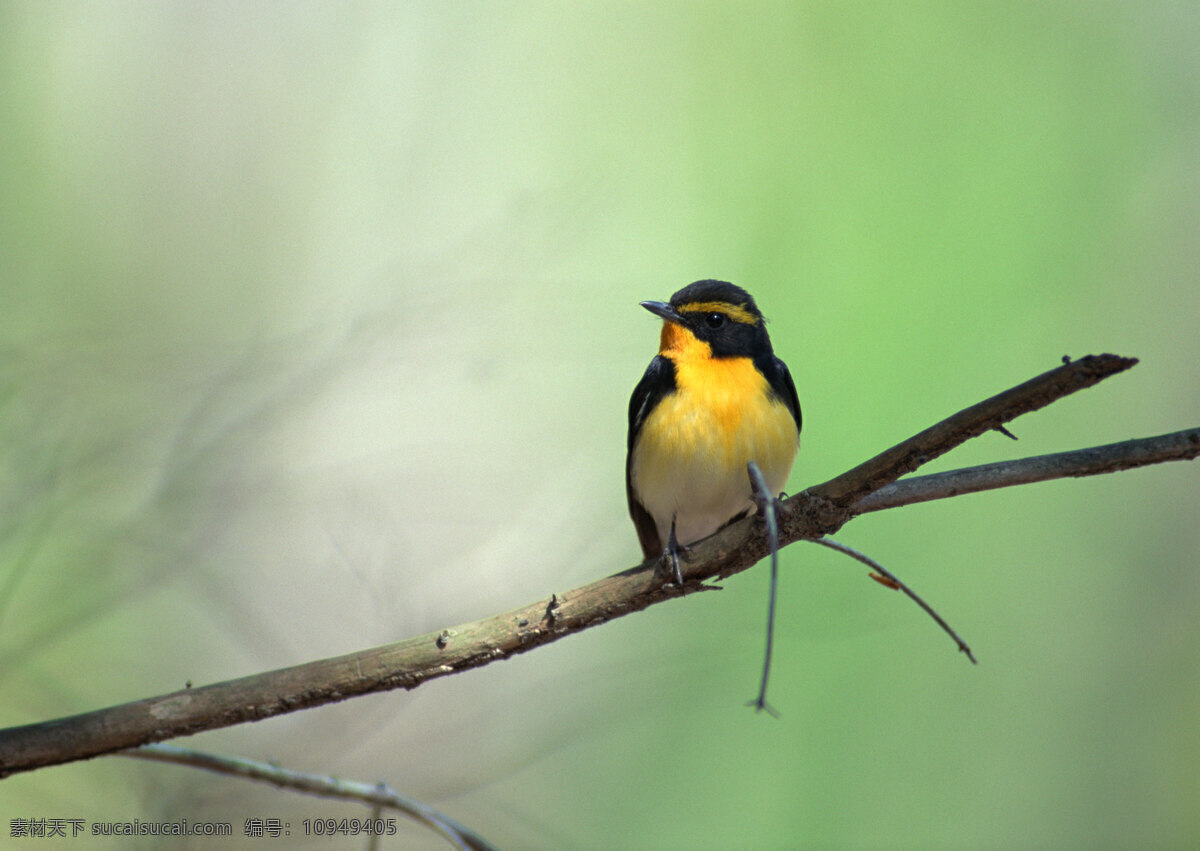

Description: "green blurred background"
3 2 1198 848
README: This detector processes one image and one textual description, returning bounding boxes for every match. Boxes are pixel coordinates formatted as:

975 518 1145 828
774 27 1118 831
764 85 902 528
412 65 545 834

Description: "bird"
626 280 801 584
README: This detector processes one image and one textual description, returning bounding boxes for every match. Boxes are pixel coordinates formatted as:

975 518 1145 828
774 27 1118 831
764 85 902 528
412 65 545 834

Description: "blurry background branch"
2 355 1197 778
122 744 497 851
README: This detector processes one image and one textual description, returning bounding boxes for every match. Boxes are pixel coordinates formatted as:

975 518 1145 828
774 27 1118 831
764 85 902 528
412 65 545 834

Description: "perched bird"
626 280 801 582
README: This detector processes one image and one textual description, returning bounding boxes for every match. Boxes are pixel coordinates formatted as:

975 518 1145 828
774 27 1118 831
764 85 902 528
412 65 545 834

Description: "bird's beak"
640 300 683 324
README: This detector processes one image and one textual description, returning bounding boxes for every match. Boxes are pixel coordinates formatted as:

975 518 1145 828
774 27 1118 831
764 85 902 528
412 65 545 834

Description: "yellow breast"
630 354 799 549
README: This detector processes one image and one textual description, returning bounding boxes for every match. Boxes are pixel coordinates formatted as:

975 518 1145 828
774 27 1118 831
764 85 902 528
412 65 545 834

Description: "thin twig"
812 538 977 664
745 462 781 717
367 784 385 851
121 744 497 851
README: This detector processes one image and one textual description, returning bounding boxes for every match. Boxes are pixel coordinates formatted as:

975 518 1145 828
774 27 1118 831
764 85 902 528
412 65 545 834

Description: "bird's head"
641 280 773 359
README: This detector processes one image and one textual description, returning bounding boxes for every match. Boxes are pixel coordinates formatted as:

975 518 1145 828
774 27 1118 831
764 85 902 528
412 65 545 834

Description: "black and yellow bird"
627 280 801 583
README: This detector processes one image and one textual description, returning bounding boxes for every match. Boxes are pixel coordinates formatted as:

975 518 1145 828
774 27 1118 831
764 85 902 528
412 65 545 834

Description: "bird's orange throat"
659 322 711 359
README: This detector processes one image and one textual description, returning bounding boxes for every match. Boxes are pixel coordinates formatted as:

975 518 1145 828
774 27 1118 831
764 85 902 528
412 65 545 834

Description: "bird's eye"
704 312 725 329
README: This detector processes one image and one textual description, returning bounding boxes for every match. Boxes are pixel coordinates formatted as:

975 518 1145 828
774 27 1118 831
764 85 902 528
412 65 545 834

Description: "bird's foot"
661 520 690 586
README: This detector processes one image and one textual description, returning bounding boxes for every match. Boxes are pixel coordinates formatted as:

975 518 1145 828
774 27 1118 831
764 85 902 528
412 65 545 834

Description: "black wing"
626 355 677 559
627 355 677 449
758 353 802 435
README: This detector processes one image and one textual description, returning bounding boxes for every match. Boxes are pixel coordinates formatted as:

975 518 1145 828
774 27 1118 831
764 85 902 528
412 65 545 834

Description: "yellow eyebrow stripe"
677 301 760 325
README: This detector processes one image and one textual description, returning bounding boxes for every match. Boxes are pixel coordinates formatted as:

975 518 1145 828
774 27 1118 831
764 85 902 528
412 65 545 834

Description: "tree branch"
2 354 1194 778
121 744 497 851
854 428 1200 513
808 353 1139 506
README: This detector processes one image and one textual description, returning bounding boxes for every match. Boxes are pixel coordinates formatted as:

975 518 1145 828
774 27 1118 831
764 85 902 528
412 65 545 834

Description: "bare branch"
853 428 1200 513
1 354 1194 778
808 353 1138 506
121 744 496 851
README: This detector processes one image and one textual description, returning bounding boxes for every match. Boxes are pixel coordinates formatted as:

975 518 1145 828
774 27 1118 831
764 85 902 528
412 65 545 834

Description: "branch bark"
2 354 1195 778
854 428 1200 513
